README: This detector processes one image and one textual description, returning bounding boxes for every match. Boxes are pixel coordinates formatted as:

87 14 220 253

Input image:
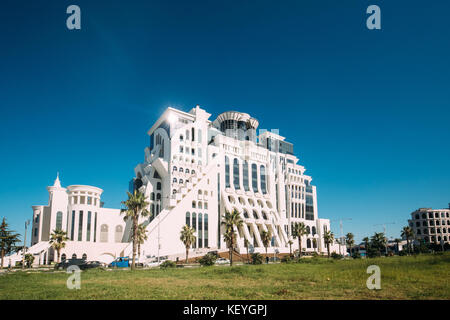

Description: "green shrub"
331 252 343 259
159 260 176 269
251 253 263 265
281 255 293 263
352 252 361 259
198 253 217 266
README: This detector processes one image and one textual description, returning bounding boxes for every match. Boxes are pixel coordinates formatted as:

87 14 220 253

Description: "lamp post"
22 220 30 269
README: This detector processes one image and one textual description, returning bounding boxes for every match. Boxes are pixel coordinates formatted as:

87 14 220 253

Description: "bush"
281 255 293 263
198 253 217 266
159 260 176 269
250 253 263 265
352 252 361 259
331 252 343 259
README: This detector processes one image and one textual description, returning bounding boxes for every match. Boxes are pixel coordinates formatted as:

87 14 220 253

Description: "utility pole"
373 222 395 255
331 218 352 255
22 220 30 269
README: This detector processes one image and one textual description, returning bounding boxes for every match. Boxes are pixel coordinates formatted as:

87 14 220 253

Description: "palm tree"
323 230 334 258
345 232 355 257
292 222 308 258
244 238 250 263
121 190 150 270
180 224 196 263
288 239 293 256
221 209 243 266
312 238 317 254
0 218 21 269
136 223 148 261
401 226 414 255
260 230 272 263
371 232 387 256
394 238 402 254
49 229 69 263
362 236 370 257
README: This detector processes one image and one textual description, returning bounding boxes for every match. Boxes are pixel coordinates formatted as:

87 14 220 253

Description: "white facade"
408 206 450 245
9 105 342 266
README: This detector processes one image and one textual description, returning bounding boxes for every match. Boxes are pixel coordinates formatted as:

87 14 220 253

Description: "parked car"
82 261 108 270
109 257 144 268
215 258 230 265
55 258 86 270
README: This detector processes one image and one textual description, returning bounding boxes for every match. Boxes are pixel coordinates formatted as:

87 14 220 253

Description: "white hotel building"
7 106 341 265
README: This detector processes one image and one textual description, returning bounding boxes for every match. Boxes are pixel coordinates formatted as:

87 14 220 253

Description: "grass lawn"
0 253 449 300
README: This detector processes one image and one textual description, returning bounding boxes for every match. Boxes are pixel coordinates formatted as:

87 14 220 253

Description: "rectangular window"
86 211 92 241
93 212 97 242
204 214 208 247
80 196 86 204
87 197 92 205
198 148 202 157
73 196 78 205
78 211 83 241
71 211 75 240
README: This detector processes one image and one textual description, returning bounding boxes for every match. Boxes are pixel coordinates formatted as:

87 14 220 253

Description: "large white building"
408 206 450 245
7 106 341 265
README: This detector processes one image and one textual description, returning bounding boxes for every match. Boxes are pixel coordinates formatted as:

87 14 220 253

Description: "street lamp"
22 220 30 269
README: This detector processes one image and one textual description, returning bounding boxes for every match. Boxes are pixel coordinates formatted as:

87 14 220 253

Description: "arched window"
173 166 177 172
186 212 190 227
233 158 240 190
72 254 77 259
172 189 177 195
312 227 316 235
157 193 161 200
179 167 184 173
82 253 87 261
307 239 311 248
198 202 203 209
100 224 108 243
251 164 258 192
192 201 196 208
191 127 195 141
225 156 230 188
186 168 190 174
151 192 155 201
115 225 123 242
56 211 63 230
306 226 311 234
243 161 249 191
191 170 195 174
173 178 177 183
260 165 267 194
179 179 184 184
157 182 161 190
61 254 66 262
253 210 259 219
243 210 249 219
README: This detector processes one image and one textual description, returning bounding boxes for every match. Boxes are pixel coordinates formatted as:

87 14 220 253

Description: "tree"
121 190 150 270
244 238 250 263
312 238 317 254
370 232 387 257
221 209 243 266
323 230 334 258
345 232 355 257
401 226 414 255
260 230 272 263
394 238 402 254
362 237 370 257
49 229 69 263
292 222 308 258
25 253 34 268
180 224 196 264
136 223 148 261
0 218 21 269
288 239 293 256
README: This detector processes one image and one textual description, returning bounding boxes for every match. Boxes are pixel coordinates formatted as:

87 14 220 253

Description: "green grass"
0 253 449 299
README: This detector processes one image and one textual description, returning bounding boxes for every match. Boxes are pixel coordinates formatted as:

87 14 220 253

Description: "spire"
53 172 61 188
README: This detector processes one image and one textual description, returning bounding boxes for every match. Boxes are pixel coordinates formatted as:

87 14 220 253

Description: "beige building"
408 205 450 244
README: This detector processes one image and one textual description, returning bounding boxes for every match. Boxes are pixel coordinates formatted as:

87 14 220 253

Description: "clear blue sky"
1 0 449 244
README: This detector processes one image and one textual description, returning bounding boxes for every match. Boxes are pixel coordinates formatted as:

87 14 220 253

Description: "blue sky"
1 0 449 244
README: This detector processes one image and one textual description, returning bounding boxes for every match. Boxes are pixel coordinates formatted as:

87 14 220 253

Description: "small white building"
8 105 343 266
